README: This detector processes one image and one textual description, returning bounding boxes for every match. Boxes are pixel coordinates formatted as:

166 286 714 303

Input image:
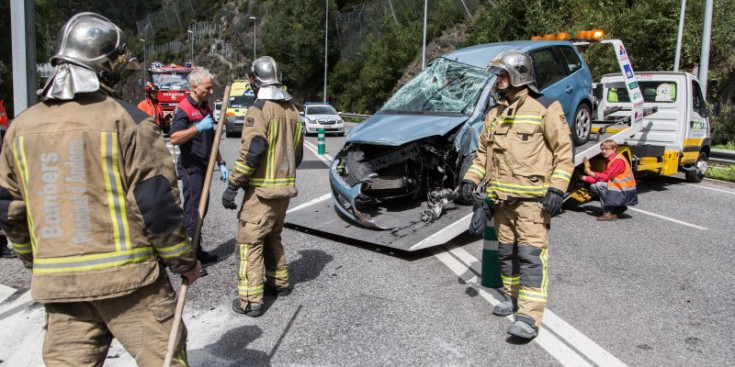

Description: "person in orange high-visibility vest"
137 82 170 129
581 139 638 221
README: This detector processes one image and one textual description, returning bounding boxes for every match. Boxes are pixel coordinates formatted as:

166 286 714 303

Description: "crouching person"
582 139 638 221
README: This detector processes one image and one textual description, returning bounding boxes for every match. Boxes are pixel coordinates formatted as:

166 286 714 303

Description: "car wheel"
572 103 591 146
685 151 708 183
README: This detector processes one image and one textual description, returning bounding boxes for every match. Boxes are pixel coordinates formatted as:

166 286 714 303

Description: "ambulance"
224 80 256 137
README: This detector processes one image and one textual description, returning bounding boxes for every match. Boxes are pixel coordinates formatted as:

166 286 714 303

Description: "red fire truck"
148 62 194 131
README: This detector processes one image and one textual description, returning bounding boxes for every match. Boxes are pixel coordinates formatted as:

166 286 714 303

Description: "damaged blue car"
329 41 593 229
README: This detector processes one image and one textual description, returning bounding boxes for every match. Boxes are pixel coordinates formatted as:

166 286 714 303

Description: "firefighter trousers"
42 269 189 367
236 189 291 307
494 200 550 328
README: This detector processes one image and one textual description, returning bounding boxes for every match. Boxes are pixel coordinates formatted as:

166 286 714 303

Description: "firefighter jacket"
0 92 195 303
463 89 574 201
602 153 638 207
229 99 303 219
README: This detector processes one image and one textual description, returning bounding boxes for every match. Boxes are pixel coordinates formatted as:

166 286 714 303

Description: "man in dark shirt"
170 67 229 274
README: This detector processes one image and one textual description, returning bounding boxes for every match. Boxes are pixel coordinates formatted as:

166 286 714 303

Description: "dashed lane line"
687 183 735 195
627 207 708 230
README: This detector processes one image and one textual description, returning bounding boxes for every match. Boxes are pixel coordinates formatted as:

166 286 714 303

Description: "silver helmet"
51 12 128 86
487 50 537 92
250 56 291 101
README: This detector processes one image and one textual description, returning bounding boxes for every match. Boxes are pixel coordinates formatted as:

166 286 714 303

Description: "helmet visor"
488 66 507 76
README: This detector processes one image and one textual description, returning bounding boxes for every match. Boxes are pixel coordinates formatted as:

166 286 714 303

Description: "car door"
684 78 709 161
529 47 571 117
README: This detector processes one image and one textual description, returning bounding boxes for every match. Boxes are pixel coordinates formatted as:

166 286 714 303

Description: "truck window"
229 95 255 108
691 80 706 116
607 81 677 103
530 48 565 89
558 46 582 74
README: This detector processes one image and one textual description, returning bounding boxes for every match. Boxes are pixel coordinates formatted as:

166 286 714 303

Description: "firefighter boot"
0 236 16 259
232 298 263 317
492 296 518 316
507 317 538 339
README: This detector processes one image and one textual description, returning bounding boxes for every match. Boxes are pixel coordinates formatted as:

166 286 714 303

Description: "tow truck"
286 33 650 252
148 62 195 132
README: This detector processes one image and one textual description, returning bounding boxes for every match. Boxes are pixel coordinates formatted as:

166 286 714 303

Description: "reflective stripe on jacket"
606 153 638 207
463 89 574 201
229 99 303 220
0 92 195 302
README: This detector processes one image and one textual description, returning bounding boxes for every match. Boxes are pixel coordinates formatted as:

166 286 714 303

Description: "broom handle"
163 85 232 367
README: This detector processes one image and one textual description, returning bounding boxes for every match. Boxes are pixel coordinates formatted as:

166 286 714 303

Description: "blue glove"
195 116 214 133
218 162 229 181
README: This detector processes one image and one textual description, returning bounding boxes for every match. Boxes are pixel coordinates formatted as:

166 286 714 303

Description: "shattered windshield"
381 58 490 115
150 73 190 90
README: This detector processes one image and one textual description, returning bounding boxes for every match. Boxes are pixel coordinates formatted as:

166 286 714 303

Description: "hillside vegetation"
0 0 733 143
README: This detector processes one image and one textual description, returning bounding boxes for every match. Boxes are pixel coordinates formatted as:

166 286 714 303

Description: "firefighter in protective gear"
0 13 200 366
138 81 169 128
461 50 573 339
222 56 302 317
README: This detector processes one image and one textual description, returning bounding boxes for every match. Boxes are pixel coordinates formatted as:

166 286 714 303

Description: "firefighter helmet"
51 12 129 86
487 50 538 92
249 56 282 89
249 56 291 101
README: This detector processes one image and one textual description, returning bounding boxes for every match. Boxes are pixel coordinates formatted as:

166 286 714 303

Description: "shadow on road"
289 249 333 286
191 325 271 366
297 160 329 170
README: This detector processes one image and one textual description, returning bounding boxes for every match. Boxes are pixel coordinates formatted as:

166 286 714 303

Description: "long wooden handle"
163 86 232 367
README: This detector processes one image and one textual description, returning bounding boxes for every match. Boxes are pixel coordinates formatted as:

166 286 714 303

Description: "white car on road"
301 103 344 136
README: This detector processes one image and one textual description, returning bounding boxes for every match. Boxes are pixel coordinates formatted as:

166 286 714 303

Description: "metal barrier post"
318 128 325 155
481 212 503 288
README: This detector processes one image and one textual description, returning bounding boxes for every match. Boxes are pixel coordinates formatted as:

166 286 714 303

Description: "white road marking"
628 207 708 230
303 140 333 165
0 284 17 304
287 193 332 214
445 244 629 367
438 243 630 367
431 247 594 367
687 183 735 195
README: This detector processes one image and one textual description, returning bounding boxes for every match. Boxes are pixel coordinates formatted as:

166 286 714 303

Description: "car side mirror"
299 111 305 116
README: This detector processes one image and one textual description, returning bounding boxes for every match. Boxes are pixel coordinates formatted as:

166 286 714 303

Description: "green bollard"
481 210 503 288
318 128 325 155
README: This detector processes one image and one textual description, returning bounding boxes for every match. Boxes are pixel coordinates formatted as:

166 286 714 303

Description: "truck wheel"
685 151 708 183
572 104 591 146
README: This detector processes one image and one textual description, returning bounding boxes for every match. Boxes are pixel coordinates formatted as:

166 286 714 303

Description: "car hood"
347 113 468 146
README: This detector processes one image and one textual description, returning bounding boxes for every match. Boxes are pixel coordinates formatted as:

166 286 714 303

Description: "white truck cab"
595 71 711 182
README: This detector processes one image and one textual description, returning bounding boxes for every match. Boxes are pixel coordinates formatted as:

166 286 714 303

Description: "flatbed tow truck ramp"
285 194 473 252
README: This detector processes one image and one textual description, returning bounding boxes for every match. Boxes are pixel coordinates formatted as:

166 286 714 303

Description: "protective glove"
222 184 239 210
218 162 229 181
543 187 565 216
459 180 477 203
195 116 214 133
469 200 495 237
583 157 594 176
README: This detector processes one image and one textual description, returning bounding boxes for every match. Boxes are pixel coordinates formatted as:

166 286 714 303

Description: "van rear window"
607 81 677 103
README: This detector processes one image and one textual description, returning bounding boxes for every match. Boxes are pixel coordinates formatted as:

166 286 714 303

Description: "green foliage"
711 106 735 145
706 165 735 182
713 142 735 150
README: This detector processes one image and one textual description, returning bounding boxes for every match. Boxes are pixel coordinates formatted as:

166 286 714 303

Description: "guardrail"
710 149 735 165
338 112 372 121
